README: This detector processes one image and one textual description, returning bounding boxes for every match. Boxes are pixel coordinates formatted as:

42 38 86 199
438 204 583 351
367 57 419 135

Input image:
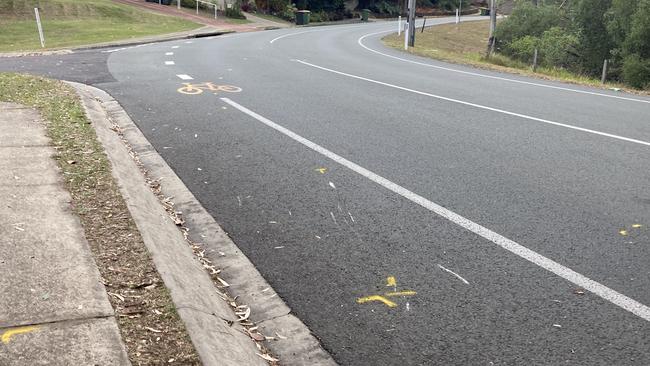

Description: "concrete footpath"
0 103 129 365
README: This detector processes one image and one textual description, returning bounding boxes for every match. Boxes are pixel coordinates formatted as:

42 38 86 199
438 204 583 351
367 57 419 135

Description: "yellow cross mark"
357 276 416 308
1 326 39 344
315 167 327 174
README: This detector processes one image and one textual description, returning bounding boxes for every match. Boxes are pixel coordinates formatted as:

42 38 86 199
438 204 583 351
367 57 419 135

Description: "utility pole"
407 0 416 47
487 0 497 56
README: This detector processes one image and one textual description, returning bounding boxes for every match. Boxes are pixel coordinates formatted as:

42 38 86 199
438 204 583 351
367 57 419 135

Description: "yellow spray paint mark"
356 295 397 308
386 276 396 287
177 82 242 95
315 168 327 174
357 276 416 309
1 326 39 344
619 229 628 236
385 290 417 297
632 224 642 228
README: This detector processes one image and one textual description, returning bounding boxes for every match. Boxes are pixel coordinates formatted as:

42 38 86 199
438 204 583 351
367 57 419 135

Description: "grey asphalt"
3 17 649 365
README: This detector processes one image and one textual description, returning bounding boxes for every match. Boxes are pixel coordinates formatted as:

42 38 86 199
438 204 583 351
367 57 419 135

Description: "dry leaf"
256 353 280 362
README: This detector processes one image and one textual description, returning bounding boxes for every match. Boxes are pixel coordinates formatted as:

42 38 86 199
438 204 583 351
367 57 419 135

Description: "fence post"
601 59 608 84
34 8 45 48
398 16 401 35
532 48 538 72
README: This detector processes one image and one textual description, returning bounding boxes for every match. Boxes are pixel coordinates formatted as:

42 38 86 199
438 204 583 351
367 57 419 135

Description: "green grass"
223 17 252 24
250 12 291 24
0 0 200 52
383 20 635 92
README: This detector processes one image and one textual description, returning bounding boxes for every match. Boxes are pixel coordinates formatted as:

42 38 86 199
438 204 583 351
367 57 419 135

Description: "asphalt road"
3 17 650 365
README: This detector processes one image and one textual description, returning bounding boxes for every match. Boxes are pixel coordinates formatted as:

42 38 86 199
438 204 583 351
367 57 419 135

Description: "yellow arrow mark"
619 229 628 236
315 168 327 174
386 276 396 287
385 290 417 297
1 326 39 344
356 295 397 308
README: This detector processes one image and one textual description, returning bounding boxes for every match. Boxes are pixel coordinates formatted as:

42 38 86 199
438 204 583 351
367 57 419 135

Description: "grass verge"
383 20 642 94
0 0 199 52
0 72 200 365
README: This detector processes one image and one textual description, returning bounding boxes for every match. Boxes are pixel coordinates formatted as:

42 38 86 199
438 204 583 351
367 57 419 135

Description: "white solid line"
176 74 193 80
166 52 174 56
357 30 650 104
165 61 175 65
294 59 650 147
438 264 470 285
269 24 372 44
221 96 650 322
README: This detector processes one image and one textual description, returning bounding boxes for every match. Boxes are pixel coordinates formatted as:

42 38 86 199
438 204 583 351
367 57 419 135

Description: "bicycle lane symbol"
177 82 242 95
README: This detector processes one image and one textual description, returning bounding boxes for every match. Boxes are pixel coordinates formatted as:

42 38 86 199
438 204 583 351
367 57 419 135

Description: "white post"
34 8 45 48
398 16 401 35
196 0 199 15
455 8 459 24
177 0 180 10
459 0 462 21
404 22 408 50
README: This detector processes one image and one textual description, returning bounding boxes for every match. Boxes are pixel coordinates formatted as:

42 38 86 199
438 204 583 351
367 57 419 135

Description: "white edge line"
220 96 650 322
438 264 470 285
269 24 378 44
357 30 650 104
293 59 650 147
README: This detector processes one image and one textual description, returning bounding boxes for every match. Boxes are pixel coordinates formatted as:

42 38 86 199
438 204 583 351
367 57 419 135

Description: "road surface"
3 17 649 365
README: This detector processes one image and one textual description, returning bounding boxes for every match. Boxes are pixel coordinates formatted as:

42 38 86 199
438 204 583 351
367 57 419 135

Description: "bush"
622 54 650 89
539 27 579 68
495 3 566 47
506 35 539 61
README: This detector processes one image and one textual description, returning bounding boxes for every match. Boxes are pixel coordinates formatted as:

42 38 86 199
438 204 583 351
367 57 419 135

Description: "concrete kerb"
68 82 338 366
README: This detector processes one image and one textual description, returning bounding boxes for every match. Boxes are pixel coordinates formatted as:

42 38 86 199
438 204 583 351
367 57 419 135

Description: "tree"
571 0 614 74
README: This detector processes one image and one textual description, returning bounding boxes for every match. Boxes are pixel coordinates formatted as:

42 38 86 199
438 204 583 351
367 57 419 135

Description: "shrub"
539 27 579 68
506 35 539 61
622 54 650 89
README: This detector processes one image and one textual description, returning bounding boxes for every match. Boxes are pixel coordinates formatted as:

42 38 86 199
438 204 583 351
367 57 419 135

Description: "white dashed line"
171 45 180 49
176 74 193 80
185 41 193 44
165 61 175 65
166 52 174 56
221 96 650 323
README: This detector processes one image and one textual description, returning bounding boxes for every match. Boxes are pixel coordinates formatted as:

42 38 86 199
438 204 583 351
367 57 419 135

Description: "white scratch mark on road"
438 264 470 285
337 203 343 213
329 181 336 189
315 235 321 239
406 302 410 311
269 221 278 224
237 196 242 207
330 212 337 224
348 212 355 223
274 246 285 249
288 210 292 216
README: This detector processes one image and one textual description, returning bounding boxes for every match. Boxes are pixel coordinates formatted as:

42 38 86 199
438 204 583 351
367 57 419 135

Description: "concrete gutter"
69 82 338 366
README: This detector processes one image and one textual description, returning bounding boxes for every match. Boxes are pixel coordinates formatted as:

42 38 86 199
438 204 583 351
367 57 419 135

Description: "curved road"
5 17 650 365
